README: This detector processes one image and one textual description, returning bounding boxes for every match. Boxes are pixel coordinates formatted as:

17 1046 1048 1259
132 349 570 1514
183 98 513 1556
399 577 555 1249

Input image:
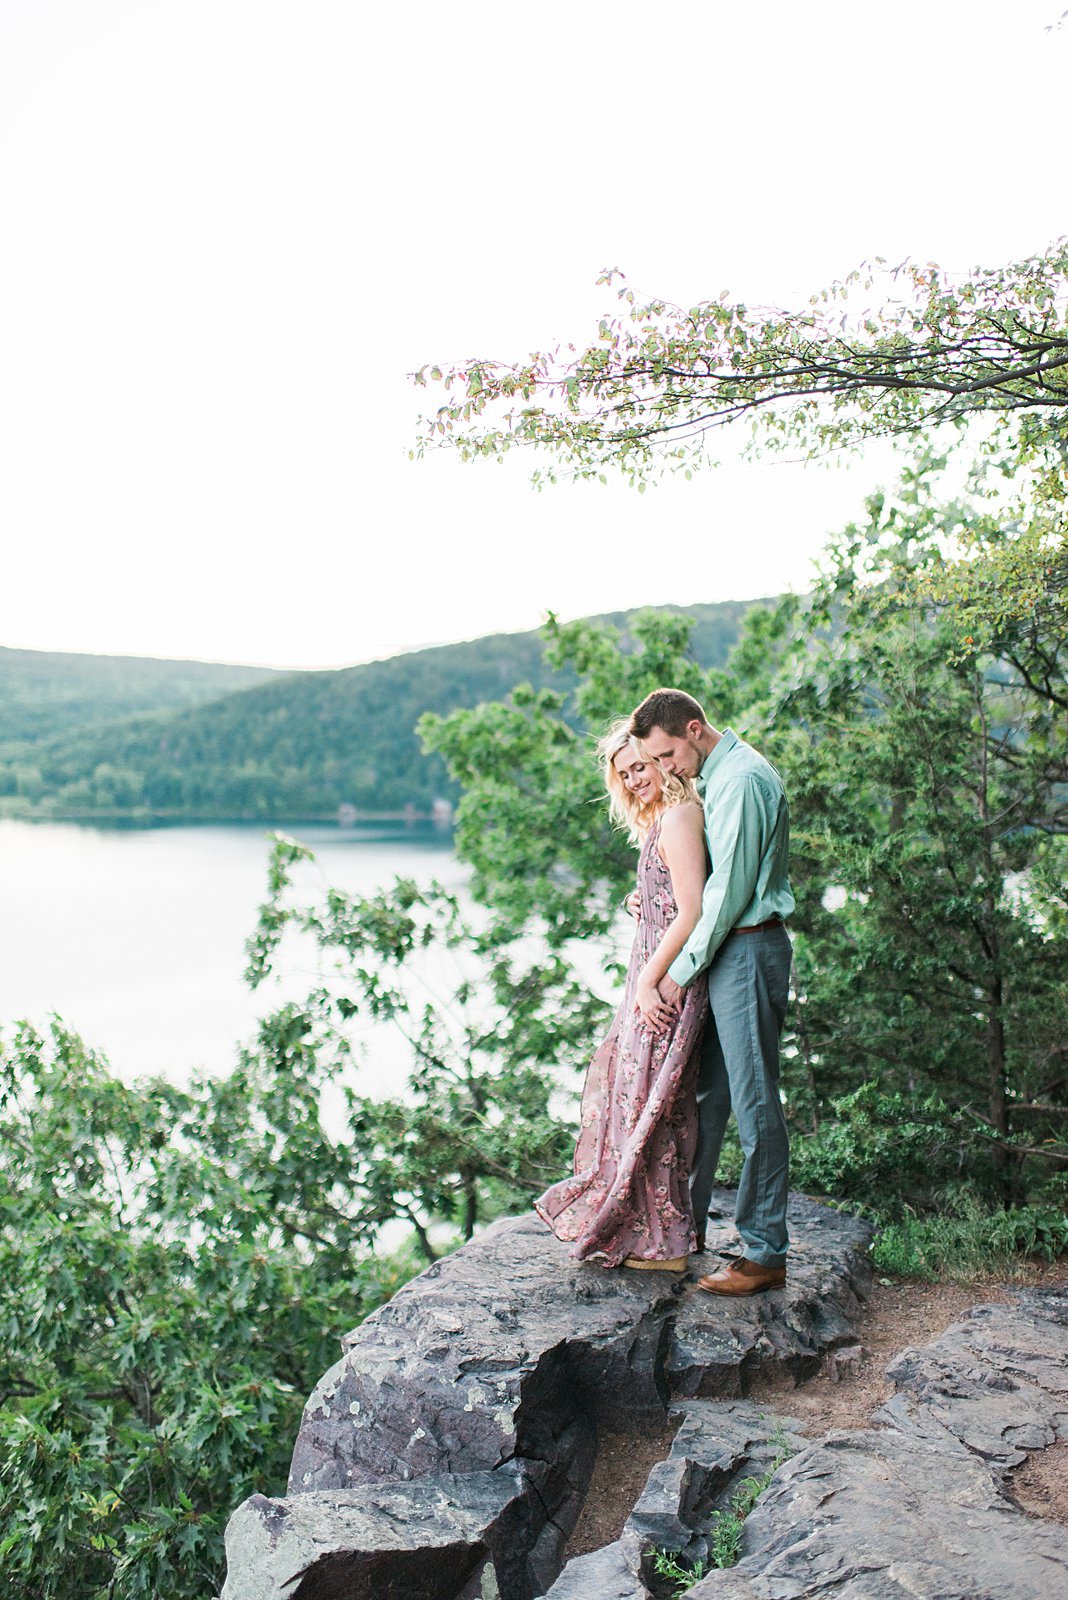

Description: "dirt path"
566 1422 681 1561
567 1262 1068 1559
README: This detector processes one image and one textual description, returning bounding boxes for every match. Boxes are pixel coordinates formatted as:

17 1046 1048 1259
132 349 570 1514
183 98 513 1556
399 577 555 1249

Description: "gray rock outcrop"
287 1212 678 1497
220 1191 875 1599
668 1194 873 1396
875 1283 1068 1465
688 1425 1068 1600
221 1467 530 1600
220 1192 1068 1600
288 1192 872 1499
686 1284 1068 1600
541 1543 647 1600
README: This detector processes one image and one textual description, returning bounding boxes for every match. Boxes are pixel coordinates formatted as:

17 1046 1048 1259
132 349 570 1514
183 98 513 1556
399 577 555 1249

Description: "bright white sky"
1 0 1065 670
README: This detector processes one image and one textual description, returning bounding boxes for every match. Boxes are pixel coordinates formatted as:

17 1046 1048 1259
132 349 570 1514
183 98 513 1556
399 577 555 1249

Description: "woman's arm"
635 803 707 1029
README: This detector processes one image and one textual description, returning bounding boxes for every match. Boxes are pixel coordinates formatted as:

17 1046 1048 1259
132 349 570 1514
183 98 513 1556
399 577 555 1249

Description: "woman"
534 721 709 1270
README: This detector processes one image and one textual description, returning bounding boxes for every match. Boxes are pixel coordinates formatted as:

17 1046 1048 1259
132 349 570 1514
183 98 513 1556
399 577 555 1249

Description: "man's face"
640 721 706 780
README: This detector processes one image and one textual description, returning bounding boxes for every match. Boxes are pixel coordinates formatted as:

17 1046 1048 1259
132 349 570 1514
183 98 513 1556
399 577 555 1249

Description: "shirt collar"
695 728 739 794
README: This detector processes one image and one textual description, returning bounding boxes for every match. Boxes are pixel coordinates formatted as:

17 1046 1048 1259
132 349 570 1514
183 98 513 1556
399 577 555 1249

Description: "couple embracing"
535 689 794 1297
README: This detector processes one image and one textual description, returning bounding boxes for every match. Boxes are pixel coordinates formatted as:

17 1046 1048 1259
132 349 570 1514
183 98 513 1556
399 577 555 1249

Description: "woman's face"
613 741 661 806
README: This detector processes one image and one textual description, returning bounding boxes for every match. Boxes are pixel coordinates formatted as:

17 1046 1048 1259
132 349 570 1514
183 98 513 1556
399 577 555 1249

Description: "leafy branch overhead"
412 246 1068 482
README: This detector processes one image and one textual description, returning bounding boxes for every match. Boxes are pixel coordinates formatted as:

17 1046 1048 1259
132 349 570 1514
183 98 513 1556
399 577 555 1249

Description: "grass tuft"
872 1202 1068 1281
653 1422 796 1591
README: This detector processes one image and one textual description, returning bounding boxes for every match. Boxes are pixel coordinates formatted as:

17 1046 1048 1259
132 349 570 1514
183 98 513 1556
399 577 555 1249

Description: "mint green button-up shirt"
667 728 795 988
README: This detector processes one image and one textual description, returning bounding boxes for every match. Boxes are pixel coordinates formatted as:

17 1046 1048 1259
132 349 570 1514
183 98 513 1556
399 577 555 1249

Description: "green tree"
0 1016 415 1600
774 468 1068 1204
419 467 1068 1213
244 836 602 1250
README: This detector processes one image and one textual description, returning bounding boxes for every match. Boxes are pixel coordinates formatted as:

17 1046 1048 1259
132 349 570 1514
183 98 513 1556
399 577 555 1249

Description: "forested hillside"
0 600 765 820
0 645 278 749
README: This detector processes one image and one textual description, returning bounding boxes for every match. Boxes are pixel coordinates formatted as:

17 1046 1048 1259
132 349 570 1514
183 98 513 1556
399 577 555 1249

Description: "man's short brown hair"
630 688 709 740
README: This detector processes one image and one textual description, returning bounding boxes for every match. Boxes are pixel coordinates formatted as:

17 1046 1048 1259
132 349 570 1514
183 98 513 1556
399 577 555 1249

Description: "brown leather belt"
729 916 786 936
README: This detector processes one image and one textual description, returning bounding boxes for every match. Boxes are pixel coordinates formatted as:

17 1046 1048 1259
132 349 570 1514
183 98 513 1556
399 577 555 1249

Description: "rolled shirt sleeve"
667 773 776 987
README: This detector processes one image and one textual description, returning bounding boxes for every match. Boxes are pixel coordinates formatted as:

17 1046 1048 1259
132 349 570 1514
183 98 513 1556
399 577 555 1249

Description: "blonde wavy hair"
597 717 696 844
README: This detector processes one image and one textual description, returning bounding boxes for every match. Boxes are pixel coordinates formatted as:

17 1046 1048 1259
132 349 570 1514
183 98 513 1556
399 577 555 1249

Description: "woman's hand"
636 970 672 1034
624 890 641 920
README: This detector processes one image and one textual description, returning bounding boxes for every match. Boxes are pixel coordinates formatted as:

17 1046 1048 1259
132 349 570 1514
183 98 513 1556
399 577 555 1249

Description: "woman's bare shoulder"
659 799 705 839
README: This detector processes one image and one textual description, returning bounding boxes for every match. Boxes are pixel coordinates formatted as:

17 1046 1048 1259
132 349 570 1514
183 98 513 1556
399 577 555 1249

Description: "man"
629 688 794 1296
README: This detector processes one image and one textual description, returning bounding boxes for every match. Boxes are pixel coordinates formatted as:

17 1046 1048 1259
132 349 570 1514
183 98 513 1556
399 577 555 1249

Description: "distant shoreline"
0 807 455 830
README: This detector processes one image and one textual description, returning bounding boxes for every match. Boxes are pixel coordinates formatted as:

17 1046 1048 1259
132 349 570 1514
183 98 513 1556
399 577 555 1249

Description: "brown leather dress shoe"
697 1256 786 1296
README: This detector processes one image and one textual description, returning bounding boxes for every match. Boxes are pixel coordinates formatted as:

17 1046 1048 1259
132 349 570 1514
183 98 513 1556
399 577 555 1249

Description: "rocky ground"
567 1261 1068 1564
218 1196 1068 1600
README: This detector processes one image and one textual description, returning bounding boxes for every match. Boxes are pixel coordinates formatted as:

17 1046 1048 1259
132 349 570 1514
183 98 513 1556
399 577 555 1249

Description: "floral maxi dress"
534 818 709 1265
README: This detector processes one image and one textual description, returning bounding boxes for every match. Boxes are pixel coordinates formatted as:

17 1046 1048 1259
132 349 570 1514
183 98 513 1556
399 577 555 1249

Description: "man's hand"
657 975 685 1013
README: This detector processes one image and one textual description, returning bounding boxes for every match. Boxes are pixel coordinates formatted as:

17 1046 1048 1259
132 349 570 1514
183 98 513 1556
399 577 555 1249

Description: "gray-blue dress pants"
688 925 792 1266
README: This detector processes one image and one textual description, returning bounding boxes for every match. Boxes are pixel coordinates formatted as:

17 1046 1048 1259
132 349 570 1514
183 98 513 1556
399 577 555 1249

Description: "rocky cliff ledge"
220 1191 871 1599
219 1194 1068 1599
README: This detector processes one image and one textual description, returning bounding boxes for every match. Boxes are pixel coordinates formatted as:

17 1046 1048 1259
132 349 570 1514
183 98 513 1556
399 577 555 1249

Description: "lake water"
0 819 463 1084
